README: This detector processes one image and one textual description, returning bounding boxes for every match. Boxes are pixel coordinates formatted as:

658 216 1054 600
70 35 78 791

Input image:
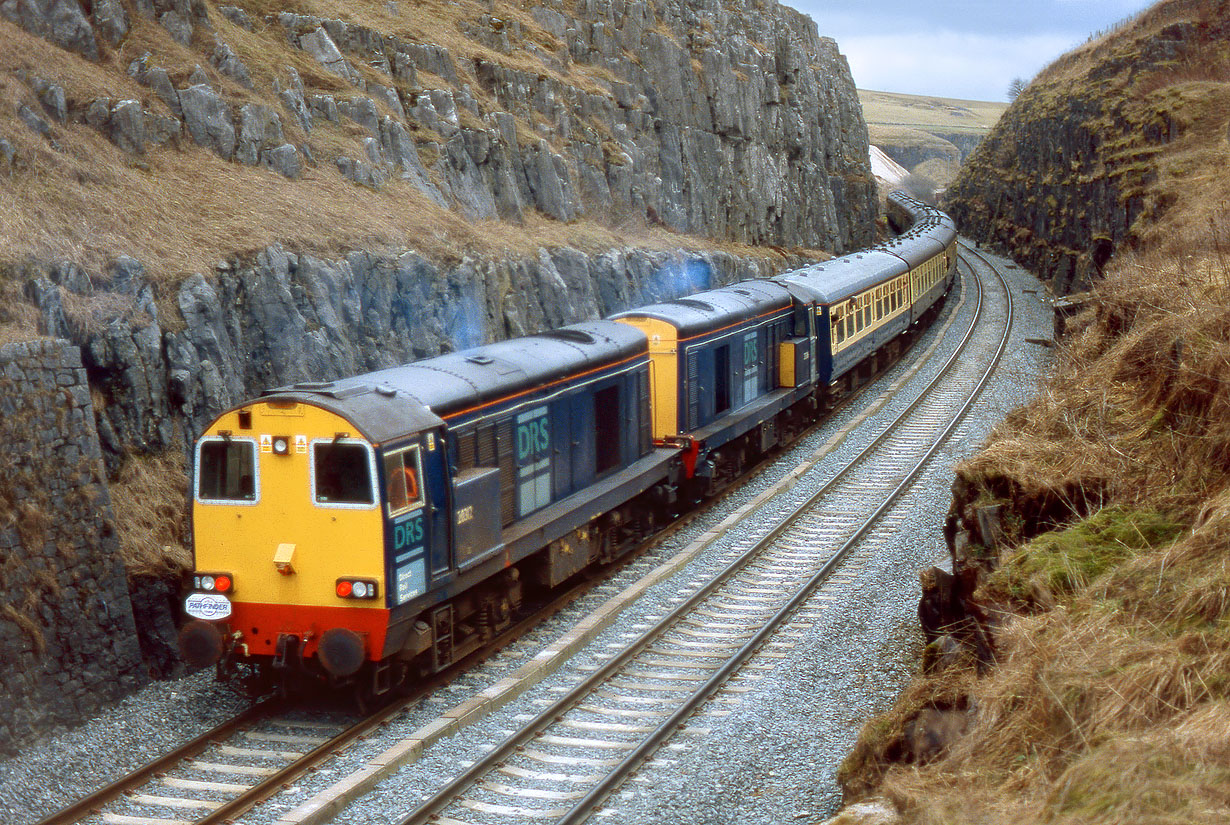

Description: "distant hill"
858 89 1008 195
859 89 1008 134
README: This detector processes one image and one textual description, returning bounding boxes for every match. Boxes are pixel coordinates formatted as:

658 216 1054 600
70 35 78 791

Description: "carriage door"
742 331 760 404
714 345 731 416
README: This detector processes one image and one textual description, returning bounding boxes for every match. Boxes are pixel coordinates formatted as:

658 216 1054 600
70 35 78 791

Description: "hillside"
0 0 876 286
838 2 1230 823
944 0 1230 294
858 89 1006 193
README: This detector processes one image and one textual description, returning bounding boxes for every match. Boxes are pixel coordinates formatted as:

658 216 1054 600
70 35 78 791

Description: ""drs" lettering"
517 417 550 461
394 515 424 551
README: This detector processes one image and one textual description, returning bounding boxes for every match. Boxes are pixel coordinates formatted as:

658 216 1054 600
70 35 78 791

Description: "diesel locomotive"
178 192 957 699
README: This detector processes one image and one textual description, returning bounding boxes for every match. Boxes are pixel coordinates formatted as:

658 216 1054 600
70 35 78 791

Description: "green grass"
990 507 1184 602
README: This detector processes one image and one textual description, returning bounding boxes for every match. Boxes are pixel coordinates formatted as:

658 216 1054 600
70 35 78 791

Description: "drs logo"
743 337 758 367
394 515 424 551
517 414 550 461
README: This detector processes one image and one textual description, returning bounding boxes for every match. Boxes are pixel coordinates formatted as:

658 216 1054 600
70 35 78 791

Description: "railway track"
383 244 1012 824
39 245 1006 825
37 697 371 825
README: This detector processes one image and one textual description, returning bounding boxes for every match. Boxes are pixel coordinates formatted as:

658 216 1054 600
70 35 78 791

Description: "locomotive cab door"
383 429 452 606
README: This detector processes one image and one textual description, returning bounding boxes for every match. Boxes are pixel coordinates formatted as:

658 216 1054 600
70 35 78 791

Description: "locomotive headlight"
272 435 290 456
199 575 215 591
352 581 369 598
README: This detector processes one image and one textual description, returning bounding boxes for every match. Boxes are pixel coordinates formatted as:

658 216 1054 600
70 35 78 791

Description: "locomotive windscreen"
198 440 256 502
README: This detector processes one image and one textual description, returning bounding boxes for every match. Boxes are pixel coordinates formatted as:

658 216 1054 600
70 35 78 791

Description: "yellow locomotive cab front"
181 399 390 678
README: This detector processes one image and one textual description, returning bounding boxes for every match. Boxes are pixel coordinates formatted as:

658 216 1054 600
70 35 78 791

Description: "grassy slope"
859 90 1006 190
857 89 1007 134
840 2 1230 822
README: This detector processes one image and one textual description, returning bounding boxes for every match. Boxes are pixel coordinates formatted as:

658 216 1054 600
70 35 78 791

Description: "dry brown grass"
849 500 1230 824
0 3 748 293
842 3 1230 819
108 450 193 578
961 249 1230 521
881 240 1230 823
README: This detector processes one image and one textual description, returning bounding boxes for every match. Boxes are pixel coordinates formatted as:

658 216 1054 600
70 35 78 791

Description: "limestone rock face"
13 244 804 472
92 0 128 45
1 0 99 60
179 83 236 160
0 341 147 754
943 17 1230 294
2 0 877 252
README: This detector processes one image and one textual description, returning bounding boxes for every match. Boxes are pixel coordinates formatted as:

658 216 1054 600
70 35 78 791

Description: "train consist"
178 192 957 699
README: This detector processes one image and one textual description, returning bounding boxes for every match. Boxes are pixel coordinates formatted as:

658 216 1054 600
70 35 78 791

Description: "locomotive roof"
775 249 910 304
259 320 648 441
609 279 793 338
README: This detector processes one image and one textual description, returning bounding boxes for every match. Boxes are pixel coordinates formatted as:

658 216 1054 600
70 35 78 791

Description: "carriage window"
313 441 374 506
384 446 424 516
198 439 257 502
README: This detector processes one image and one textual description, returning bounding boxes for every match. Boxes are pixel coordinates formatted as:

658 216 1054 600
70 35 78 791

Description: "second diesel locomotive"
178 192 957 699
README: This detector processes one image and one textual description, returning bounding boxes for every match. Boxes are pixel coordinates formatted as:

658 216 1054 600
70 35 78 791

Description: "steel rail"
31 698 287 825
395 249 1007 825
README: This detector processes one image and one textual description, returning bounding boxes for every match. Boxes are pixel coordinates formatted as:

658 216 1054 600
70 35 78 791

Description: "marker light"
272 436 290 456
335 578 379 600
193 572 235 593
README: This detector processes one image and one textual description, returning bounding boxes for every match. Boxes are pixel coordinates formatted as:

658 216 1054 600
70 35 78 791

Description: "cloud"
839 30 1080 101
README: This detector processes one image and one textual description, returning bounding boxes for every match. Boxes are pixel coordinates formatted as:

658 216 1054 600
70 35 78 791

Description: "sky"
785 0 1158 101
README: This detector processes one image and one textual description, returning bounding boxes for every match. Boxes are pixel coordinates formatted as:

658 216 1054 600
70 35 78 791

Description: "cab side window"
384 446 424 516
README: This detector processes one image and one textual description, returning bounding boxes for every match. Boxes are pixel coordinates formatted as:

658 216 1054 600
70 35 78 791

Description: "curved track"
390 246 1012 825
45 245 1007 825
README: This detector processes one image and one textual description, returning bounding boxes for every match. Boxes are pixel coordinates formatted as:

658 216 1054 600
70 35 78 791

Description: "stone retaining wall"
0 340 146 754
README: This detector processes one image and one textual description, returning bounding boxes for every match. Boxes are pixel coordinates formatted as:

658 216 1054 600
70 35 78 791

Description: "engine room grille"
497 419 515 525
